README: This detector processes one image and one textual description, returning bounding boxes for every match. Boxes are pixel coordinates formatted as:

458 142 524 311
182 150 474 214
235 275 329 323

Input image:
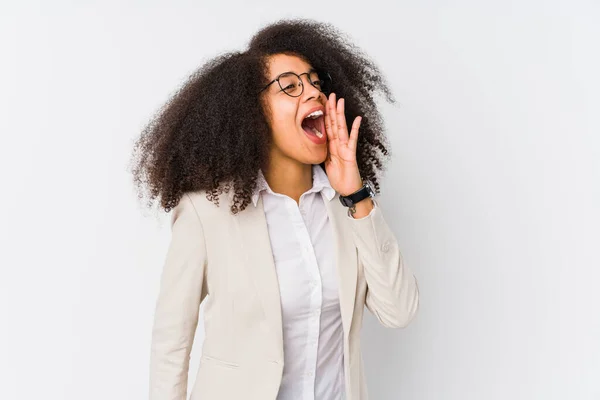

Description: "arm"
347 199 419 328
149 194 208 400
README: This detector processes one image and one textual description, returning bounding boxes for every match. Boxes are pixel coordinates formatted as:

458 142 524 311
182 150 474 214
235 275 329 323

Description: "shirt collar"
251 164 336 207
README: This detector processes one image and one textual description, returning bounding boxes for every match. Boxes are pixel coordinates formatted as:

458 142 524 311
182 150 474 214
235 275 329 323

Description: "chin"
309 151 328 165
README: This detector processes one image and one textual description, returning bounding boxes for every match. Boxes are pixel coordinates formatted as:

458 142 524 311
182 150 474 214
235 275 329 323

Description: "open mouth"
301 109 326 139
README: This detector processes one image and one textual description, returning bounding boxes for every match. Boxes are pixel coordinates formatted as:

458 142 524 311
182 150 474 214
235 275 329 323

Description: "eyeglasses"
260 69 332 97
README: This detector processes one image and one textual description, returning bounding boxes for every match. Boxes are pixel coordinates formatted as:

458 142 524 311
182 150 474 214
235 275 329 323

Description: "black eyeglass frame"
259 69 333 97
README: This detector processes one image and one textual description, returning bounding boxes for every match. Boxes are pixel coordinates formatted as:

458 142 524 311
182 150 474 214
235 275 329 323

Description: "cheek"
268 101 299 138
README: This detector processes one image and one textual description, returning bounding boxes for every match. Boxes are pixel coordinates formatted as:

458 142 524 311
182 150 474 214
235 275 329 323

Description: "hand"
323 93 363 196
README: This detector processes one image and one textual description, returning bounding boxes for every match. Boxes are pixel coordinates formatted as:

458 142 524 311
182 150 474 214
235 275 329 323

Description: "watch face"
339 196 353 207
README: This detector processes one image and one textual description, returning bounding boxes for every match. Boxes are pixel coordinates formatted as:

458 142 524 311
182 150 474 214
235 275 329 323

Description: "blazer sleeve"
347 199 419 328
149 194 208 400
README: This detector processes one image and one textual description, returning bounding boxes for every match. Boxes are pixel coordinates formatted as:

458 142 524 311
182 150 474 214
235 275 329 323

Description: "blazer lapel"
324 193 358 339
234 195 284 356
233 191 358 351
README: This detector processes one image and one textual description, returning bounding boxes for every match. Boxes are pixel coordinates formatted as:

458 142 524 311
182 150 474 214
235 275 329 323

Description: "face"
261 53 328 169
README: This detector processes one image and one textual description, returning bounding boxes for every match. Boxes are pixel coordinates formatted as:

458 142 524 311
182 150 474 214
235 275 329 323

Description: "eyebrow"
269 68 317 81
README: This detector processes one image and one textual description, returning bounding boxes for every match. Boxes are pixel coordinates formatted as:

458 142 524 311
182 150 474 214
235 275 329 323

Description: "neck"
263 158 313 204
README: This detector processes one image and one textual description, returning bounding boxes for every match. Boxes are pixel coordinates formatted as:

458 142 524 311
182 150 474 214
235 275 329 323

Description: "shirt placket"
292 194 322 399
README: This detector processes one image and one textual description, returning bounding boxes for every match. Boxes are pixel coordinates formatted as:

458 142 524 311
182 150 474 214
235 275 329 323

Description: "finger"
348 116 362 152
323 94 333 139
337 97 349 144
325 93 339 158
328 93 338 140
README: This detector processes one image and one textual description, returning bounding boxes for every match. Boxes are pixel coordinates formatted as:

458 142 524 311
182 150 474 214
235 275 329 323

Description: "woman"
131 18 419 400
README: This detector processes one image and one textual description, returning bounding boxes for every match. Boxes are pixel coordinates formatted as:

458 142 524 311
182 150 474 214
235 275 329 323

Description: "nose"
300 74 324 101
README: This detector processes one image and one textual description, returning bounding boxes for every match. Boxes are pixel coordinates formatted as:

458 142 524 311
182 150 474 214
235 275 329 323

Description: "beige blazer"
149 189 419 400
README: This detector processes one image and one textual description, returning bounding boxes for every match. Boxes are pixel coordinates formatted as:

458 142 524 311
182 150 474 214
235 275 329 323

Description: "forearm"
347 199 419 328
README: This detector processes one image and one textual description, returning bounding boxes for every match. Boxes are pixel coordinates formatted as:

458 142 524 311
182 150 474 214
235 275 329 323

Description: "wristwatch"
339 181 375 208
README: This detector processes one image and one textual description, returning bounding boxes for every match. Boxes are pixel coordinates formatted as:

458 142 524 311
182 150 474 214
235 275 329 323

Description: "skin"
261 53 374 218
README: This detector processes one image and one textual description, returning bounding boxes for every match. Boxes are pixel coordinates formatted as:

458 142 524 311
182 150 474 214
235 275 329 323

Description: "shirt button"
307 371 314 377
381 240 391 253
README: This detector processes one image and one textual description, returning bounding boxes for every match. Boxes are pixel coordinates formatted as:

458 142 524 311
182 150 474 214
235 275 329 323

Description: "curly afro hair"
130 18 395 215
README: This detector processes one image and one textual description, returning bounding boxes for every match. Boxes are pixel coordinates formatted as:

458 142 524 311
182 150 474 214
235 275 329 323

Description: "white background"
1 1 599 399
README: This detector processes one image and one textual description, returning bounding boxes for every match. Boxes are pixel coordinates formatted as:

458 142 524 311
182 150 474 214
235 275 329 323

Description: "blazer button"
381 241 390 253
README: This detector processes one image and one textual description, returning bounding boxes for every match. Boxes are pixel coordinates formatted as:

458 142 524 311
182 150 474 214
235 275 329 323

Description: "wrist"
340 175 364 197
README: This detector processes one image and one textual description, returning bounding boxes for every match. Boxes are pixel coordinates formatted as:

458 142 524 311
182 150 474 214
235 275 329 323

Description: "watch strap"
339 182 374 207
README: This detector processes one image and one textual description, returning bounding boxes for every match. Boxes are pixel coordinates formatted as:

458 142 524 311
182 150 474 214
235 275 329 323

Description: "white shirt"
251 164 345 400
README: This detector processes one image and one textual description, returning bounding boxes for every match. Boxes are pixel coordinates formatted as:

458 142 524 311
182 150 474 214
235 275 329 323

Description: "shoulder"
179 189 235 220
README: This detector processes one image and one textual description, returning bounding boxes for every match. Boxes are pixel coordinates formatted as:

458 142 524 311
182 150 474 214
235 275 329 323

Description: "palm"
323 93 363 196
